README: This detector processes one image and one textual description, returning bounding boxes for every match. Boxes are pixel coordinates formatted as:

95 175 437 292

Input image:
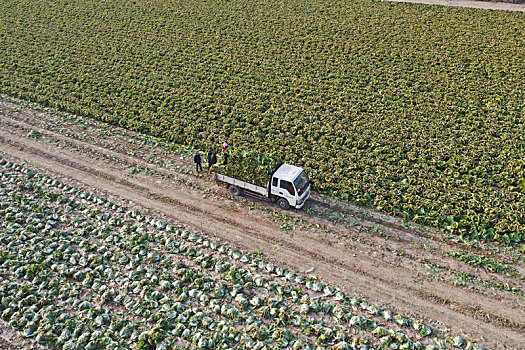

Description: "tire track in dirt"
309 196 522 267
1 127 524 348
307 198 525 291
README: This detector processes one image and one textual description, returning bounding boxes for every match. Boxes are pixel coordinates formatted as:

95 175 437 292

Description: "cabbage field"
0 0 524 246
0 156 486 349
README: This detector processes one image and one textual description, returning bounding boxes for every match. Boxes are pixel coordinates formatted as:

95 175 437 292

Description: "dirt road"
385 0 525 12
0 98 524 349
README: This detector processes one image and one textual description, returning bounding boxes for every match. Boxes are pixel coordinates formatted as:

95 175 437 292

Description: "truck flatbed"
214 173 268 197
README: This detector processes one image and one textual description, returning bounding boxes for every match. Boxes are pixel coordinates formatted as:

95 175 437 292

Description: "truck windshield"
293 171 309 196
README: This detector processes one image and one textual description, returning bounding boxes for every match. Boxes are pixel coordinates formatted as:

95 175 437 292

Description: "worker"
222 142 229 165
207 150 213 169
207 150 217 169
193 151 203 173
210 151 218 168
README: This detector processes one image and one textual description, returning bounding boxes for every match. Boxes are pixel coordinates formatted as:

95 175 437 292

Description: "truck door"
277 179 296 206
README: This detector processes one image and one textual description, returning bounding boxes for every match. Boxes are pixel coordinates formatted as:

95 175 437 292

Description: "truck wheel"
277 198 290 210
229 185 242 196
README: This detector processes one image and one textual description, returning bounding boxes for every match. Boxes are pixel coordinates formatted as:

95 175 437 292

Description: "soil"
384 0 525 11
0 98 524 349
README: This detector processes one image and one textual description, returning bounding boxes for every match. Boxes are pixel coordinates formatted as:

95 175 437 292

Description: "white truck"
213 164 310 210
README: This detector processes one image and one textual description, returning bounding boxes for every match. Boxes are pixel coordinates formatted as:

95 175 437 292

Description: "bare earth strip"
0 99 524 349
385 0 525 11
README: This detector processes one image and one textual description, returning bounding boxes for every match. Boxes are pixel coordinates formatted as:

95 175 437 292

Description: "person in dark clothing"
207 150 213 169
210 152 217 168
193 152 203 173
222 152 228 165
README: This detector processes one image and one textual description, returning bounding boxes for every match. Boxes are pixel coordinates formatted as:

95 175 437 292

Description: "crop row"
0 157 482 349
0 0 524 244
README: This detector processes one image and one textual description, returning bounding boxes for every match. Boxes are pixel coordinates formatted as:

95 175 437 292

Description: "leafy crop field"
0 157 483 349
2 96 524 348
0 0 524 246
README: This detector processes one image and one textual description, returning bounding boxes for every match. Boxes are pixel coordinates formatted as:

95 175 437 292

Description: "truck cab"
270 164 310 209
